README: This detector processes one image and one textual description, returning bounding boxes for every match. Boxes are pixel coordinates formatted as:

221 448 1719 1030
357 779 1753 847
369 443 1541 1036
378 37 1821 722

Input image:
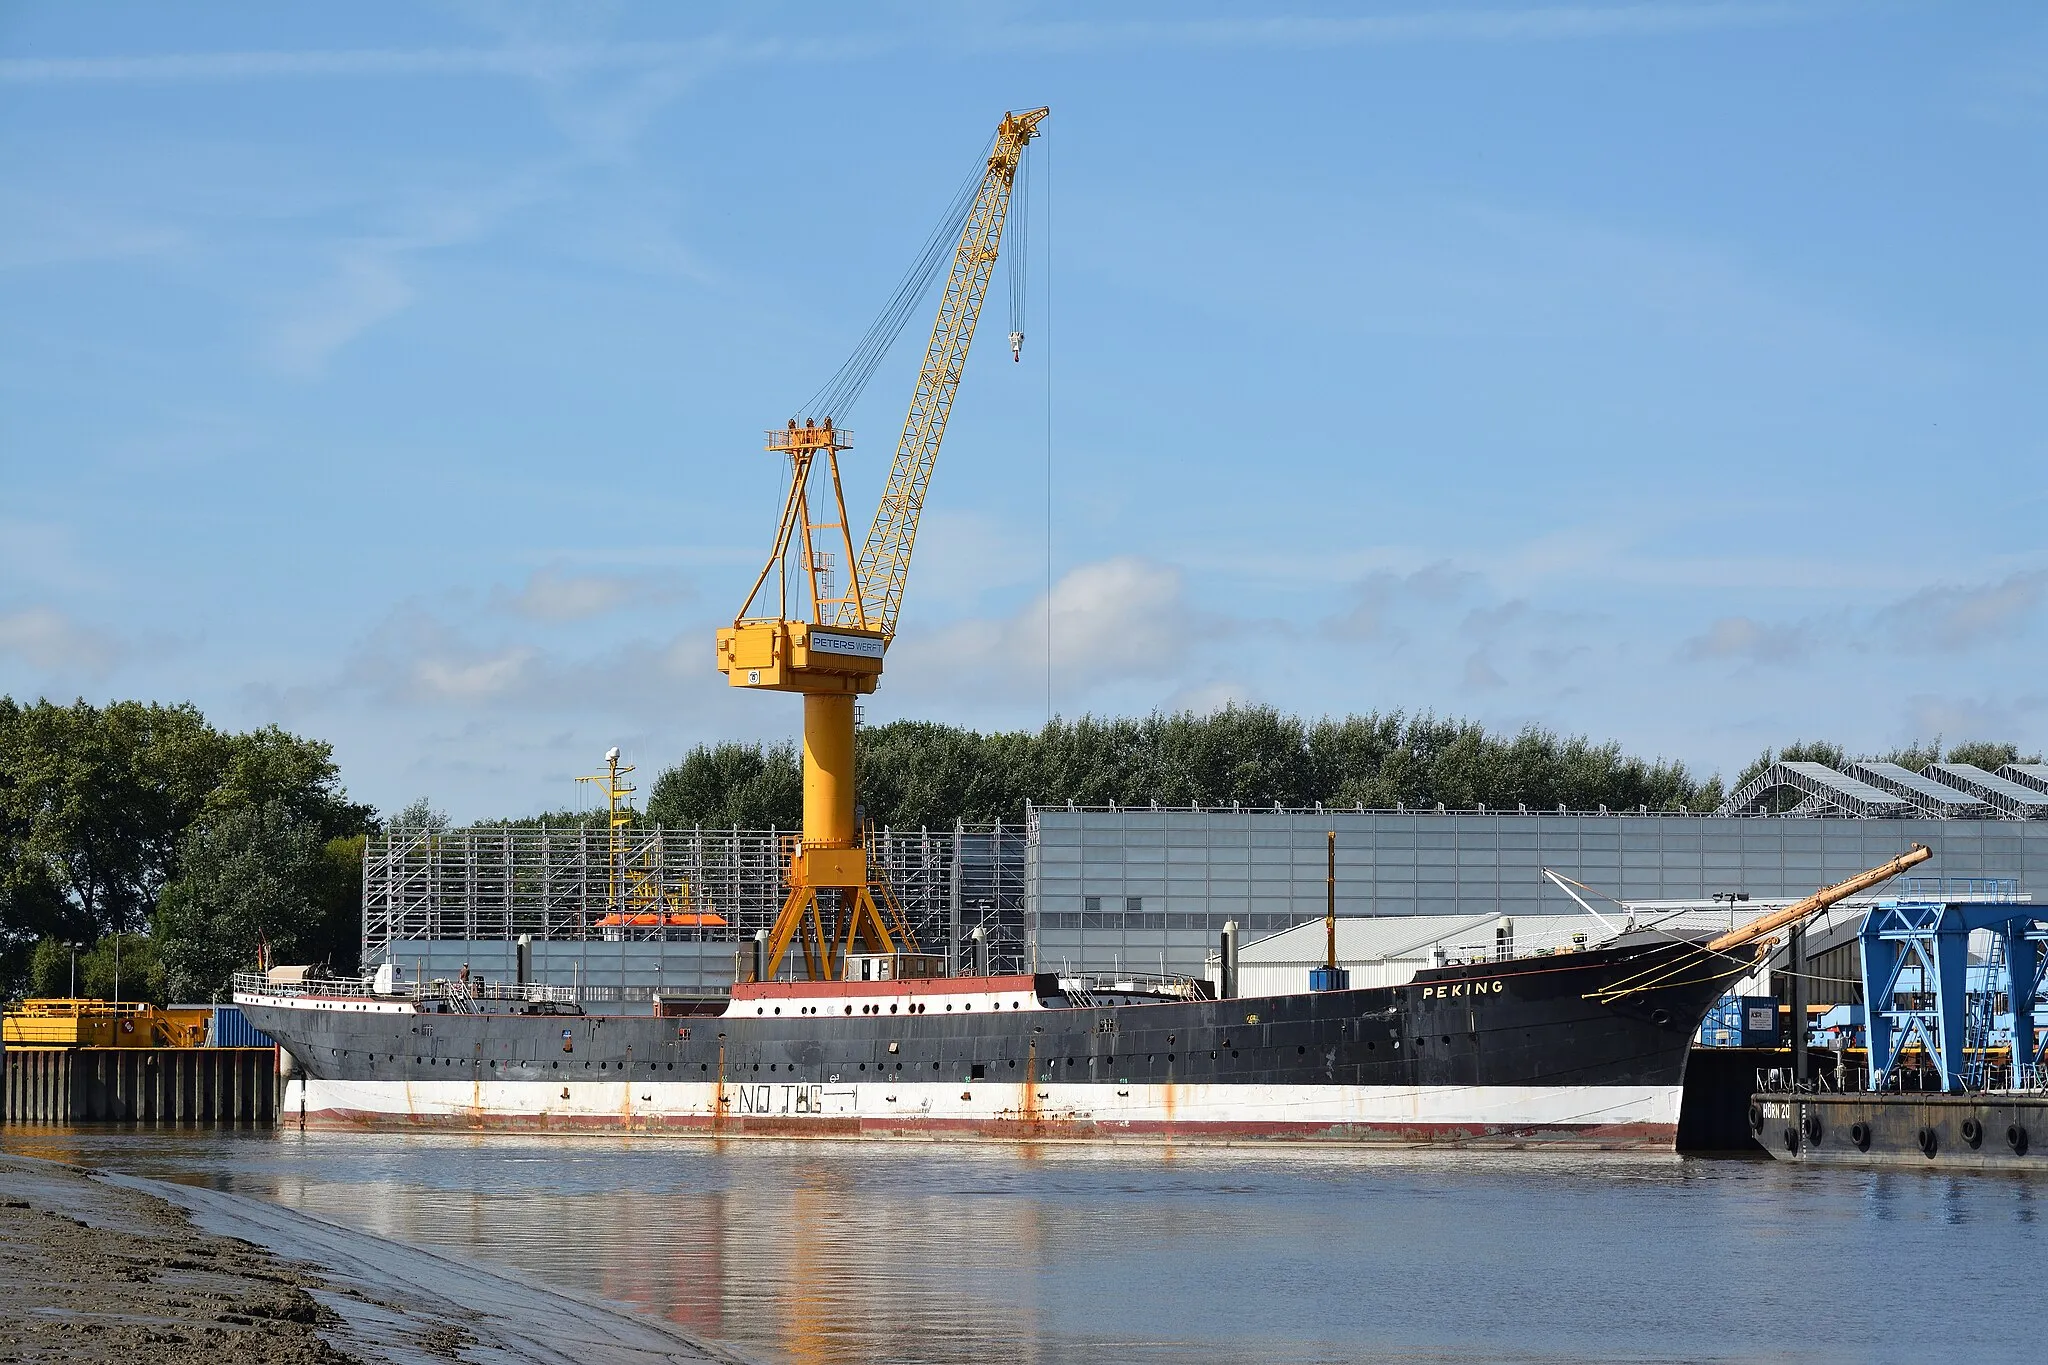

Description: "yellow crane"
716 107 1046 982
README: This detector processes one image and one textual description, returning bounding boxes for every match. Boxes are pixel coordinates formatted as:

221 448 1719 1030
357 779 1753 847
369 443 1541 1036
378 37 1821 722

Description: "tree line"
644 711 2040 831
644 707 1728 830
1 698 371 1002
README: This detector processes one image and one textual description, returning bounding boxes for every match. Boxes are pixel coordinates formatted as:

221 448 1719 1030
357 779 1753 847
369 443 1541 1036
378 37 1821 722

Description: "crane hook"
1008 330 1024 362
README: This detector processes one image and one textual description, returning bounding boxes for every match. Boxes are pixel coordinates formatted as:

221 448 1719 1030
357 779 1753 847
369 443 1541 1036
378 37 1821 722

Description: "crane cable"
1008 144 1031 360
798 133 997 424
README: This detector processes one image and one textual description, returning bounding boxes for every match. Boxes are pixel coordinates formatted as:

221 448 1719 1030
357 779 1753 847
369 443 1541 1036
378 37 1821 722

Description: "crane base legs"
757 847 920 982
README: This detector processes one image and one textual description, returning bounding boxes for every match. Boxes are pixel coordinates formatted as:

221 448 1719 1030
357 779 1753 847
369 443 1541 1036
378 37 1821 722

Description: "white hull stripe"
283 1077 1680 1136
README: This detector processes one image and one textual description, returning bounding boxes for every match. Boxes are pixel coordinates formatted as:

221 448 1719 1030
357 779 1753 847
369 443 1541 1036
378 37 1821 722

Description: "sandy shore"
0 1153 754 1365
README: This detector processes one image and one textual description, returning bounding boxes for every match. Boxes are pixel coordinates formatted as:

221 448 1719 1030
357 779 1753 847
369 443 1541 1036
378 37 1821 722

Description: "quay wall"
3 1047 276 1126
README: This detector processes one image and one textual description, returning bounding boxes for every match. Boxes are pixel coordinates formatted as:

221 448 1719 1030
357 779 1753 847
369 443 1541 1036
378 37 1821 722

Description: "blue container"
208 1004 276 1049
1309 966 1351 992
1699 992 1779 1047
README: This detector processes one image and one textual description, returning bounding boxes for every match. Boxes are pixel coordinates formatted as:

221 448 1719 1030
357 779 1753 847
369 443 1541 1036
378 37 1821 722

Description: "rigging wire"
1008 143 1031 361
798 133 996 423
1044 136 1053 725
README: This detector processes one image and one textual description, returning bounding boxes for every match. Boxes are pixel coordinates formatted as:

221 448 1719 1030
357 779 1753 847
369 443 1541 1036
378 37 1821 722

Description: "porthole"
700 1063 708 1071
757 1007 764 1015
1442 1036 1451 1046
1297 1046 1306 1055
964 1003 972 1011
859 1063 866 1071
890 1004 899 1014
845 1005 853 1015
773 1007 781 1015
946 1004 954 1012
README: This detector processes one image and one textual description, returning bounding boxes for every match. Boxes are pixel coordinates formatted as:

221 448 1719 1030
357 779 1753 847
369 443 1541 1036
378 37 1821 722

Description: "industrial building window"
1084 895 1101 913
1125 896 1144 914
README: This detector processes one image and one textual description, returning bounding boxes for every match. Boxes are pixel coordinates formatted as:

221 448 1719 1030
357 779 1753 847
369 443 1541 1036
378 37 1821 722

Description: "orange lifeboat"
593 911 729 928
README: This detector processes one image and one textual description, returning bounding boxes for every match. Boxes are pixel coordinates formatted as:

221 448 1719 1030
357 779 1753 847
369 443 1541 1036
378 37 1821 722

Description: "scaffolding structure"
363 822 1029 980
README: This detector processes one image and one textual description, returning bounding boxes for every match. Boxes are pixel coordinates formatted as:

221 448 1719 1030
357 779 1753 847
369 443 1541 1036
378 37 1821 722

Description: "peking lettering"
1420 980 1504 1000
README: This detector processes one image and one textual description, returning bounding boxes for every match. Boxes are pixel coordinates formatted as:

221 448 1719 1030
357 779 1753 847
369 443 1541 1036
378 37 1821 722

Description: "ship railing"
1055 970 1212 1002
230 971 577 1006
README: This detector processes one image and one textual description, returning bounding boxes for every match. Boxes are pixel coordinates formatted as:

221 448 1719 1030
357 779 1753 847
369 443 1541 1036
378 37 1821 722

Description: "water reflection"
9 1129 2047 1365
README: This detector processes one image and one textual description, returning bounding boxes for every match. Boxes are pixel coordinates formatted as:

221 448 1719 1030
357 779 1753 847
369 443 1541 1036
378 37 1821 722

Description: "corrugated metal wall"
1028 810 2048 977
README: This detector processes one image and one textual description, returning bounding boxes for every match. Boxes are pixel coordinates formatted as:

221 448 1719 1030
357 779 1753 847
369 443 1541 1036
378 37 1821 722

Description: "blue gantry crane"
1860 879 2048 1093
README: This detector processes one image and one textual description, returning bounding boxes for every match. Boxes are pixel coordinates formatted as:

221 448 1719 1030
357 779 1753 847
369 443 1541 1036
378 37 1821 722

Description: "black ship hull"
240 931 1753 1149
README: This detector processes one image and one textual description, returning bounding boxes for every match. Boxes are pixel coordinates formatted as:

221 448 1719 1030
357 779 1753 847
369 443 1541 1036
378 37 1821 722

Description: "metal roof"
1927 764 2048 819
2003 764 2048 797
1845 761 1994 818
1718 761 1915 818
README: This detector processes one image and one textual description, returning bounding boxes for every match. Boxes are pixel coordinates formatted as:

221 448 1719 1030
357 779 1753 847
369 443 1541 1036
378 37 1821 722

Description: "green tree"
1945 740 2037 770
1874 740 1943 773
645 705 1720 830
26 936 79 997
647 742 803 828
75 932 164 1004
1 698 373 996
153 800 333 1001
390 797 450 831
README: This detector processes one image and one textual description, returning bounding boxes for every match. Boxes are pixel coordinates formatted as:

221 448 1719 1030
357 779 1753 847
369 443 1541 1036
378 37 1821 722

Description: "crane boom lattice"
844 107 1047 641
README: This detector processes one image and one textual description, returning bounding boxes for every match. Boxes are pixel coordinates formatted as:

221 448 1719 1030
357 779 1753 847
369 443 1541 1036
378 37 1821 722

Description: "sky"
2 1 2044 821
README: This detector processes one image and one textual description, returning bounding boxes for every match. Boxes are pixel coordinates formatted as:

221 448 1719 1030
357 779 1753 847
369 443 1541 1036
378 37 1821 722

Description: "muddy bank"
0 1153 753 1365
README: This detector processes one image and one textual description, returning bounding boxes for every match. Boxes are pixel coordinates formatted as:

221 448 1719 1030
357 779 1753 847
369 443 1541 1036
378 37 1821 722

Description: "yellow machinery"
717 107 1047 981
577 746 716 935
2 998 209 1048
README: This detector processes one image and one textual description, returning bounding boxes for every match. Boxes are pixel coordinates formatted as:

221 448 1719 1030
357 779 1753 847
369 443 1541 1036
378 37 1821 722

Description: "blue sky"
2 2 2043 820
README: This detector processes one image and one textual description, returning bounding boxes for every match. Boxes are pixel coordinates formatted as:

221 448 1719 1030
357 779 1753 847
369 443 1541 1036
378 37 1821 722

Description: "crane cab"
716 620 884 693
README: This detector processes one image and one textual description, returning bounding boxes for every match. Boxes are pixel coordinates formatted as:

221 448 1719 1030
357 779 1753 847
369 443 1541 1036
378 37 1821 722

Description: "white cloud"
1463 652 1507 690
1899 693 2046 748
1878 570 2046 650
1329 562 1478 640
1162 679 1259 715
976 5 1805 55
264 251 415 375
1681 615 1815 665
0 10 1805 87
413 647 537 701
0 607 119 675
893 555 1201 698
499 564 691 623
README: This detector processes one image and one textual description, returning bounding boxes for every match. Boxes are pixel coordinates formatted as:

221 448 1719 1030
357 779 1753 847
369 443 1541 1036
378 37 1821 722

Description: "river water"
4 1129 2040 1364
